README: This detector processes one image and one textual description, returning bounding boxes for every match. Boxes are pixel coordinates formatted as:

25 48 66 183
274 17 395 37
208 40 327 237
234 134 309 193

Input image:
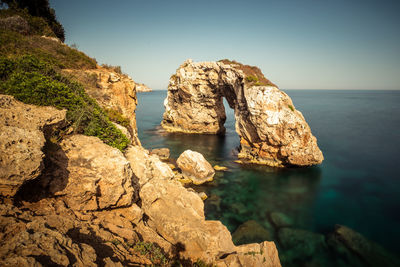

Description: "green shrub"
105 108 131 129
0 28 97 69
133 241 168 265
288 104 294 112
245 75 258 83
0 55 129 150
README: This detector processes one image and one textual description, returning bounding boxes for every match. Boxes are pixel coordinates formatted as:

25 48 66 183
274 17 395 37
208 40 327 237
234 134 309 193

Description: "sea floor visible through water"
136 89 400 266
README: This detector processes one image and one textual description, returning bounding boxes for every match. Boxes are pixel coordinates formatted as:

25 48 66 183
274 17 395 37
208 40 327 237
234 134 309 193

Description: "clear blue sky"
50 0 400 90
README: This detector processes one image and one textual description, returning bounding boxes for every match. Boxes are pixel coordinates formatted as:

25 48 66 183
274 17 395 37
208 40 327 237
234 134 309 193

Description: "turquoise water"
136 90 400 265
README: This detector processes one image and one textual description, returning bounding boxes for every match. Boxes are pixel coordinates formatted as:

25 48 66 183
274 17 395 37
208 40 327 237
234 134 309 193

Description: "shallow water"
136 89 400 265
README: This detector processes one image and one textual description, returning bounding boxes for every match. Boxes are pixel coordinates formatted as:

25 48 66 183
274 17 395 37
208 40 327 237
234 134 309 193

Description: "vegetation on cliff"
0 55 129 150
0 6 130 150
219 59 277 87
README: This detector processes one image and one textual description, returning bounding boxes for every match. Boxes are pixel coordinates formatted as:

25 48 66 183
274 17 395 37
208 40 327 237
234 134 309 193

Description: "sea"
136 89 400 266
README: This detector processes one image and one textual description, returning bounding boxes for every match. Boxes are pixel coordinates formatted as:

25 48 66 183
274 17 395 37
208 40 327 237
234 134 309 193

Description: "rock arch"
162 59 323 167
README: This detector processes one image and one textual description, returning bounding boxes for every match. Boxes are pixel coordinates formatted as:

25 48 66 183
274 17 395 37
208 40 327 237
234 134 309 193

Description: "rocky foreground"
162 59 323 167
0 94 281 266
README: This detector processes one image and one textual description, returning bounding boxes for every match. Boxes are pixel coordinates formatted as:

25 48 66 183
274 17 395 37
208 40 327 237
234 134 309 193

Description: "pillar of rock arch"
162 59 323 167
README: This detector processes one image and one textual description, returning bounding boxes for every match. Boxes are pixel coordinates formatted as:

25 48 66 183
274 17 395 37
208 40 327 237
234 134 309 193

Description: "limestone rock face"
44 135 138 211
176 150 215 184
0 95 66 196
62 67 140 145
162 59 323 167
140 177 236 262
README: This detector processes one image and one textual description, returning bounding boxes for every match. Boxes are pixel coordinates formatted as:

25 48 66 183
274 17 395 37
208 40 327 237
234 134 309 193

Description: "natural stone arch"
162 59 323 167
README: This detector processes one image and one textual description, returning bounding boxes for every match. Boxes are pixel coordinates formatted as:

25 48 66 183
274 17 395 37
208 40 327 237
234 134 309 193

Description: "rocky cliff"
62 67 141 145
0 94 282 266
162 59 323 167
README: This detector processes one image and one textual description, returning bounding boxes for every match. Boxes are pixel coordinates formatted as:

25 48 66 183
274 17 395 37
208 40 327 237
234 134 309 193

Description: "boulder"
0 95 66 197
232 220 272 245
162 59 323 167
176 150 215 185
44 135 138 211
150 147 170 160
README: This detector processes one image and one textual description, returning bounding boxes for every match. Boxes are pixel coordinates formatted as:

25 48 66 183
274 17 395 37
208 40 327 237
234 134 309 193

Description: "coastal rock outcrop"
42 135 138 211
0 93 282 266
135 83 152 92
62 67 140 145
176 150 215 185
162 59 323 167
0 95 66 196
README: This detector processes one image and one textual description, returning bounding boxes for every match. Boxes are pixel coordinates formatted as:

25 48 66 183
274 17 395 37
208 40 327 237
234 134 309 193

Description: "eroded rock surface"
162 59 323 167
0 95 66 196
62 67 140 145
43 135 138 211
176 150 215 185
0 95 282 266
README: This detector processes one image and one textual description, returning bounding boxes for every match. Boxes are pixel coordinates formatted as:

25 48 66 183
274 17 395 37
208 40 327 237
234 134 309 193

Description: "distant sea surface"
136 90 400 264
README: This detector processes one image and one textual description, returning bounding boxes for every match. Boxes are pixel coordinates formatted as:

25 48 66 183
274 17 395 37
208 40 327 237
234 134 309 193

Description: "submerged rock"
269 212 293 229
330 225 400 267
277 227 327 264
232 220 273 245
0 95 66 197
176 150 215 185
162 59 323 167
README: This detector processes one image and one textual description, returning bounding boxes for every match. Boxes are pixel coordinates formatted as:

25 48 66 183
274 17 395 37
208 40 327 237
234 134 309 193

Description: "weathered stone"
140 176 235 262
125 145 174 186
214 165 228 171
198 192 208 201
0 95 66 197
44 135 138 211
232 220 272 245
216 241 281 267
162 59 323 167
62 67 140 145
150 147 170 160
176 150 215 185
0 205 97 267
